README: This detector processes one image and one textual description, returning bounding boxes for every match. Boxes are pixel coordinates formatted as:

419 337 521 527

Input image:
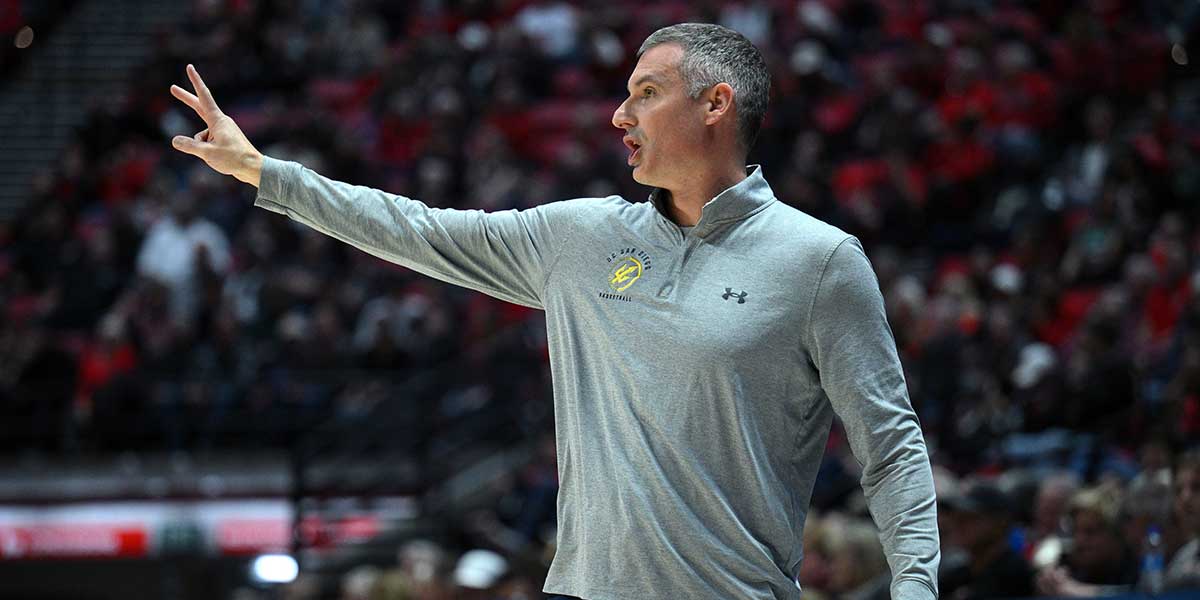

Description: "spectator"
1029 471 1081 566
135 189 231 327
797 511 833 600
940 483 1036 600
823 516 890 600
1166 450 1200 590
1036 485 1138 596
74 311 137 411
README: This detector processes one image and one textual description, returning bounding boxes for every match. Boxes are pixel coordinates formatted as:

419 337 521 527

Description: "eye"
642 87 655 97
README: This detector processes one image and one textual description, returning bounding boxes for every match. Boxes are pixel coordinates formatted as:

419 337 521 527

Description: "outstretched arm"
169 65 579 309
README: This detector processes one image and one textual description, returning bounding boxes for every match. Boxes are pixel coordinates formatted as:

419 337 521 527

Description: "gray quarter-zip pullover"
254 157 940 600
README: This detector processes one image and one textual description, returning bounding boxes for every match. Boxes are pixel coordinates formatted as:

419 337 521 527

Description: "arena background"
1 0 1198 599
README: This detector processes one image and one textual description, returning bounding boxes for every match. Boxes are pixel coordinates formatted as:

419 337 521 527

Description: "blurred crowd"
237 447 1200 599
2 0 1200 597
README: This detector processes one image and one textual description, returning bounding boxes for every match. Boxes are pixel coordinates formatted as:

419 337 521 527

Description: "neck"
661 160 749 227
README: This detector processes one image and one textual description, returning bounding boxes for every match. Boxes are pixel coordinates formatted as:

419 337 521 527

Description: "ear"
703 82 735 126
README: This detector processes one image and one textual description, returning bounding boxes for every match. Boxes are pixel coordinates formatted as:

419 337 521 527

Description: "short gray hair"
637 23 771 154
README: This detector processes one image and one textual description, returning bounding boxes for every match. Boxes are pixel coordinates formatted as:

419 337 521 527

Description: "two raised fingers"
170 64 222 125
170 65 222 158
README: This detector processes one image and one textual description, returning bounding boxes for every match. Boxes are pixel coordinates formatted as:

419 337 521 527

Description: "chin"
630 164 656 187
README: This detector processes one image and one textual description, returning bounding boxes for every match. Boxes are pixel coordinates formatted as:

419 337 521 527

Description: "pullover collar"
648 164 776 237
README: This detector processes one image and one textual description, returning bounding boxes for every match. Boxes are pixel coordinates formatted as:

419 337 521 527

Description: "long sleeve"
806 236 941 600
253 156 581 309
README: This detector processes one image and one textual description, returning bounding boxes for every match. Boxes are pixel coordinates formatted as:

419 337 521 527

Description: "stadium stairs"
0 0 190 221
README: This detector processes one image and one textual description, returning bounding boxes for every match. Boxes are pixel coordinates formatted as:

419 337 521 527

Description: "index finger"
186 64 223 119
171 84 202 115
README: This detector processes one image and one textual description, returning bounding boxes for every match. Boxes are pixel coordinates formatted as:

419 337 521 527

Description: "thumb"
172 135 211 159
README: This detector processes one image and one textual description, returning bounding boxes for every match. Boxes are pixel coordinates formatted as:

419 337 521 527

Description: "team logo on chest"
604 247 653 294
609 257 642 291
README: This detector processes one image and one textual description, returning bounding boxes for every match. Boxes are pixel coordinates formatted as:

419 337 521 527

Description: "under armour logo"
722 288 748 304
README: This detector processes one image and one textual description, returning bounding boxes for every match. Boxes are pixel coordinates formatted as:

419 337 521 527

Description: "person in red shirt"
75 312 138 410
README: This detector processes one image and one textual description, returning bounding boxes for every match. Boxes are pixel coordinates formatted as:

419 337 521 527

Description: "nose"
612 98 634 130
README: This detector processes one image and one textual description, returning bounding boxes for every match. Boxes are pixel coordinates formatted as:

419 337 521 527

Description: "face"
1034 485 1071 536
612 44 709 190
957 512 1007 555
1070 510 1121 572
171 192 198 224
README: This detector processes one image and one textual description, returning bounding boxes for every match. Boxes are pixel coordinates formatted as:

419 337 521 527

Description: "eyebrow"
627 74 665 92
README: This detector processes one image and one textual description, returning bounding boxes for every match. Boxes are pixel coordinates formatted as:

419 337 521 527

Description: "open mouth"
623 136 642 165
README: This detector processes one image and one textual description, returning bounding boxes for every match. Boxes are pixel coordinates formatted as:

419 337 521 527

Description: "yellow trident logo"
609 256 643 292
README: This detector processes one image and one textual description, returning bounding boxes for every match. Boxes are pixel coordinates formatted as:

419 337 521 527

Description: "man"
171 22 939 600
135 189 231 327
938 483 1034 600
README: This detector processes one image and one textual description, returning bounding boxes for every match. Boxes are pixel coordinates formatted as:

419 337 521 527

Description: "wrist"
242 151 264 188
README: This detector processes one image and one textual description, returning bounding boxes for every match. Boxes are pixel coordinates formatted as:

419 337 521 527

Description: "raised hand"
170 64 264 187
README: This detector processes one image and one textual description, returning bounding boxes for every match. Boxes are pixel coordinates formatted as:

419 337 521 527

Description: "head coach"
170 21 940 600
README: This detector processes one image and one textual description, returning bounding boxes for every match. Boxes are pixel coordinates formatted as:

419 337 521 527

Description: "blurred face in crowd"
1069 509 1123 574
1176 466 1200 534
612 43 710 191
956 511 1008 557
798 521 831 589
1034 482 1073 538
171 192 199 224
